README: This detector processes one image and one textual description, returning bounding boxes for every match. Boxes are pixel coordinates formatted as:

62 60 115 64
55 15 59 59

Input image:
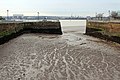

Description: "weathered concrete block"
0 21 62 45
86 20 120 43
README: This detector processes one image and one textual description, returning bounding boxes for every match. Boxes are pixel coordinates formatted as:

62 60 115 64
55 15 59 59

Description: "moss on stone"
0 31 12 38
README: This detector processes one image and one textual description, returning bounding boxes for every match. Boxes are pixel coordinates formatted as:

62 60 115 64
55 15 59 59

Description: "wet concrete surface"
0 32 120 80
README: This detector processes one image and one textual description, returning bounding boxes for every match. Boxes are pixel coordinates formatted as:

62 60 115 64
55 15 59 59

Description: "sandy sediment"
0 32 120 80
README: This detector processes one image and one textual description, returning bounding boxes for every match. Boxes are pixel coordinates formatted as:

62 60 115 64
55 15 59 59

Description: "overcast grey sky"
0 0 120 16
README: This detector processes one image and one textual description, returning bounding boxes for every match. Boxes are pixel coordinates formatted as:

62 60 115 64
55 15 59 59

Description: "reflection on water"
60 20 86 33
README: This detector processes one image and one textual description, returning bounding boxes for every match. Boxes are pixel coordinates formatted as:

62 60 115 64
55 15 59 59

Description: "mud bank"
0 33 120 80
0 21 62 45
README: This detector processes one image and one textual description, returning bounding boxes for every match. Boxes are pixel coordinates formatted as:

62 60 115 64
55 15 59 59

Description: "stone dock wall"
86 20 120 43
0 21 62 45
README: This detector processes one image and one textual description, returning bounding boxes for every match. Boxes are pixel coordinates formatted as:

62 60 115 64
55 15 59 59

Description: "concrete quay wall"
86 20 120 43
0 21 62 44
86 21 120 33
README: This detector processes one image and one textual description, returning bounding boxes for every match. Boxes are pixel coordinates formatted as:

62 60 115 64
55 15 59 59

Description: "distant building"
0 16 5 20
42 17 47 22
117 11 120 16
86 16 91 20
13 14 24 21
110 11 120 20
116 11 120 19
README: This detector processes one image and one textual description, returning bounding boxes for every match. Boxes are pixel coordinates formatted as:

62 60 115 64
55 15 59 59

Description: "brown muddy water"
0 20 120 80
